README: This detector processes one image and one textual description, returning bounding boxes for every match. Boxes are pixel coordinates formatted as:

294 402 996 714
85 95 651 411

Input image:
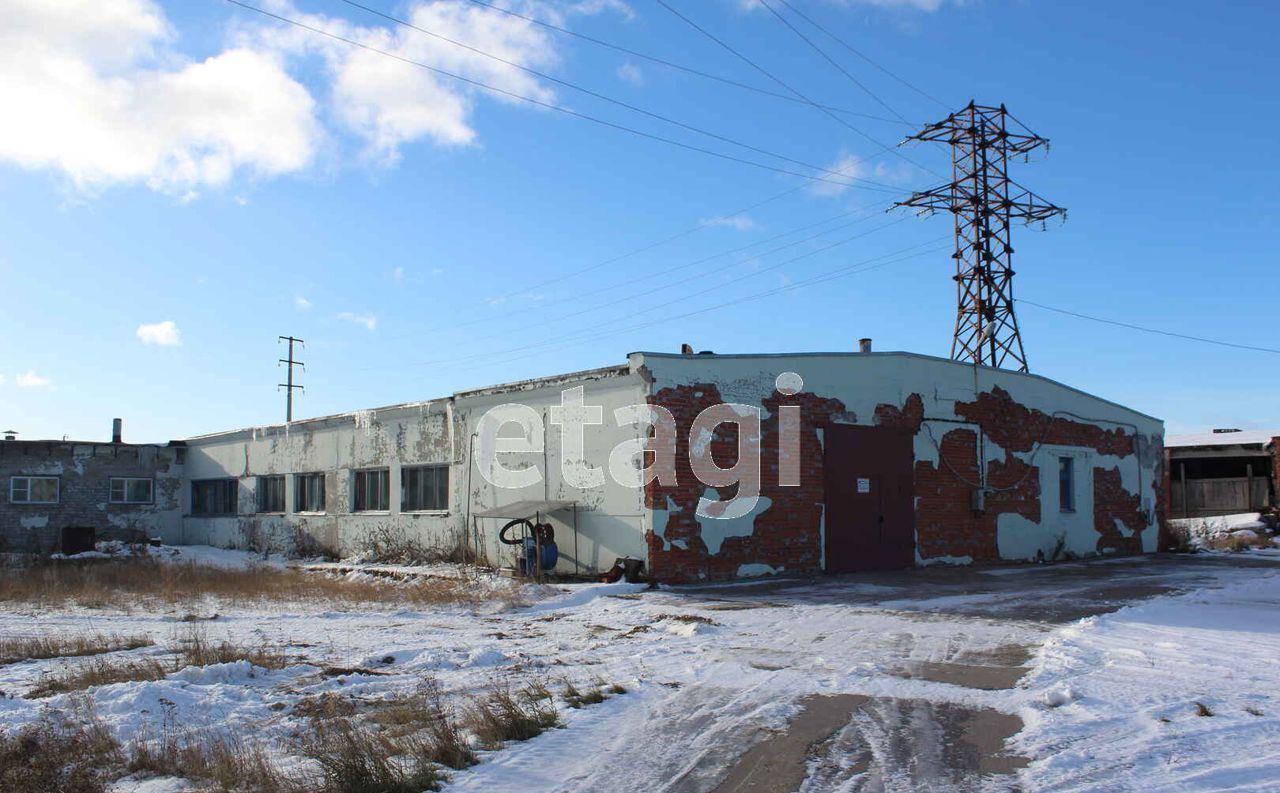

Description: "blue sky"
1 0 1277 442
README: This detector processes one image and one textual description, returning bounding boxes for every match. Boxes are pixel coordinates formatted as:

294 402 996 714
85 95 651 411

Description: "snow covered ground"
2 548 1279 792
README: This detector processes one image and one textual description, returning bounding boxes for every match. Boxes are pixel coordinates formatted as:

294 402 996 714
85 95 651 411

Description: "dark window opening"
1058 457 1075 513
402 465 448 512
295 473 326 513
110 477 153 504
257 475 286 513
192 479 238 515
353 469 389 512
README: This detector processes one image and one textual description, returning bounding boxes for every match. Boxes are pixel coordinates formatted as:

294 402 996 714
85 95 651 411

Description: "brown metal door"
823 424 915 573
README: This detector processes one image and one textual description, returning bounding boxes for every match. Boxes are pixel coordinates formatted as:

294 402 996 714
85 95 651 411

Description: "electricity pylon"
896 101 1065 372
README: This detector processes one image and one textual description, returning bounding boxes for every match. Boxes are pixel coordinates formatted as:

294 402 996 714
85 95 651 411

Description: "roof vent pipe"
2 430 15 441
112 418 123 444
859 338 873 354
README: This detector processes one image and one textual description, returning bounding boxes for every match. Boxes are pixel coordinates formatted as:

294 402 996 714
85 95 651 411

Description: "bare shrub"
0 633 153 666
0 557 492 610
298 717 442 793
0 705 121 793
464 680 560 749
292 528 340 562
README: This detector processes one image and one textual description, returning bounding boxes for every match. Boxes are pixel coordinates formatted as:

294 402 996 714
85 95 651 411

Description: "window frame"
191 478 239 516
352 468 390 513
294 472 326 514
1058 456 1076 513
109 477 154 505
9 476 60 504
256 475 286 514
401 464 449 513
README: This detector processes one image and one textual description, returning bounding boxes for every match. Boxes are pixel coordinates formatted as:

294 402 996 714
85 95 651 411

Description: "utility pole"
895 101 1066 372
277 336 305 422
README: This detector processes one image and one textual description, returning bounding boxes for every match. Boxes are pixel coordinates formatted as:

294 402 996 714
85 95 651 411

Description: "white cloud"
16 371 52 388
136 320 182 346
337 311 378 331
616 62 643 85
249 0 563 163
393 266 405 281
294 296 312 310
809 153 867 198
701 215 756 231
0 0 320 194
0 374 5 385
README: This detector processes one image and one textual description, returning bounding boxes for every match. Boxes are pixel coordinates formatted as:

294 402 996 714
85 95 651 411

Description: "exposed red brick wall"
645 381 1150 582
955 387 1135 457
644 383 845 583
1093 466 1147 554
912 429 1040 561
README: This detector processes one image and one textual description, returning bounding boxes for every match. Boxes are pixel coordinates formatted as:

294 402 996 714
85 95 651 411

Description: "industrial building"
3 347 1165 581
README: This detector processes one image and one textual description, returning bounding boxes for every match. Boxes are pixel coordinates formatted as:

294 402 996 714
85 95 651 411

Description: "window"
353 469 390 512
257 475 286 513
1058 457 1075 513
109 477 153 504
402 465 448 512
295 473 326 513
192 479 238 515
10 476 59 504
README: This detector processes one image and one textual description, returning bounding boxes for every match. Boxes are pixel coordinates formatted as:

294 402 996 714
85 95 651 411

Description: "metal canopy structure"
474 499 576 520
896 101 1066 373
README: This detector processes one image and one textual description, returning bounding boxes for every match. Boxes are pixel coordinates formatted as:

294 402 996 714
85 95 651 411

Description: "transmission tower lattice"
895 101 1065 372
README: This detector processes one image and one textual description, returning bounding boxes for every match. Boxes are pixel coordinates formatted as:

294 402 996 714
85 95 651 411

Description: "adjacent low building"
1164 429 1278 518
0 423 184 553
168 346 1164 582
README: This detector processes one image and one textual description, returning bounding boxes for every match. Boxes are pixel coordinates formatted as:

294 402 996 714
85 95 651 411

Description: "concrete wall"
0 440 184 552
181 365 649 574
633 351 1164 582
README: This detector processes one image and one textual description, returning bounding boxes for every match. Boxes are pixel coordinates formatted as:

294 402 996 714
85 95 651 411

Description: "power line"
361 230 942 372
652 0 943 179
394 201 880 338
1017 299 1280 356
400 210 898 349
337 0 902 190
459 0 911 125
225 0 887 192
773 0 949 110
402 239 951 378
480 148 905 304
756 0 909 125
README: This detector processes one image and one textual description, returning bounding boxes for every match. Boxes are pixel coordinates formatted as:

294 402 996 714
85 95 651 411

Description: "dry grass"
464 680 560 749
1194 701 1214 717
562 678 626 709
28 628 295 698
28 655 171 699
1203 532 1272 552
0 633 154 666
176 626 290 670
128 697 287 792
298 718 443 793
368 679 476 770
0 557 498 610
0 704 121 793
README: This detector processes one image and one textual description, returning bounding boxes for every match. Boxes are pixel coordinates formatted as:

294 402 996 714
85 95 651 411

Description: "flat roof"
1166 430 1278 449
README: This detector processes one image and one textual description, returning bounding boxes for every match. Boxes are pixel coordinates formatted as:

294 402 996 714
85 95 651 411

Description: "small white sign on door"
857 477 871 493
